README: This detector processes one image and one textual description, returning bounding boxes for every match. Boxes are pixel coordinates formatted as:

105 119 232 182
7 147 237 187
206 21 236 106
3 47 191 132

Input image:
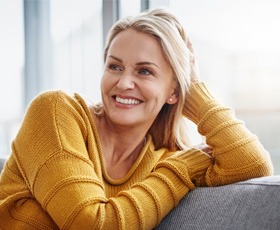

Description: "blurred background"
1 0 280 174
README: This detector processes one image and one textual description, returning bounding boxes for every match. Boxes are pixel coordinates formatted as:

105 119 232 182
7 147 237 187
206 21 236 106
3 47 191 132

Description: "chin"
111 117 138 126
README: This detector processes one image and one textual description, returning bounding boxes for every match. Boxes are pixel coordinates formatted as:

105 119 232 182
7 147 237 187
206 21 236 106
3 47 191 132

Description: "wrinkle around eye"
138 68 153 76
107 64 123 71
136 66 158 77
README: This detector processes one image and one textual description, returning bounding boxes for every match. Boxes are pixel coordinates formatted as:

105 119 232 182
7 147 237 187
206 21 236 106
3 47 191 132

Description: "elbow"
241 158 274 182
206 159 274 187
256 149 275 177
259 158 274 177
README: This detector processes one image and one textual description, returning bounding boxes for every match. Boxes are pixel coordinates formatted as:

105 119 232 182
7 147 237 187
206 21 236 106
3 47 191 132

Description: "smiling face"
101 29 177 129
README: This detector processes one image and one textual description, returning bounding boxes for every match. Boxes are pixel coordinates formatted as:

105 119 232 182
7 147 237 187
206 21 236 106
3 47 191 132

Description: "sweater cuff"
156 149 212 186
173 149 212 180
183 82 218 124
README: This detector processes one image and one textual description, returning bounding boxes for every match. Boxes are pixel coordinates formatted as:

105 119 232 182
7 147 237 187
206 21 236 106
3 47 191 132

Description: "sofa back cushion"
157 176 280 230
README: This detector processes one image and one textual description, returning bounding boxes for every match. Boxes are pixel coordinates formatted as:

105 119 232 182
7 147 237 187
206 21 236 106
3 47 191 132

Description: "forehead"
112 28 158 45
108 29 167 62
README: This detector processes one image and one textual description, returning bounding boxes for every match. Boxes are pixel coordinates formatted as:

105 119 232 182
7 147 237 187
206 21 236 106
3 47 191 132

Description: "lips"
114 96 142 105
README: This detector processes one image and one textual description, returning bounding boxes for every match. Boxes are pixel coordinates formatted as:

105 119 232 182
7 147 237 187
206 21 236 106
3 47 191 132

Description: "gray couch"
0 158 279 229
157 176 280 229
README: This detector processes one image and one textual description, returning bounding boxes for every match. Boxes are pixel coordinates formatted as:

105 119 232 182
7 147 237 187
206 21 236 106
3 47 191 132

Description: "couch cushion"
157 176 280 230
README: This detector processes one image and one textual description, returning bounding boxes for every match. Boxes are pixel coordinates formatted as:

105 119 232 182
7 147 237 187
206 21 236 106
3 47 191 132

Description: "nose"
116 71 135 90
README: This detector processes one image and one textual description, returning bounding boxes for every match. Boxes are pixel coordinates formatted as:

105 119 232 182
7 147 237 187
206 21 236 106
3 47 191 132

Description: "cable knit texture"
0 82 273 229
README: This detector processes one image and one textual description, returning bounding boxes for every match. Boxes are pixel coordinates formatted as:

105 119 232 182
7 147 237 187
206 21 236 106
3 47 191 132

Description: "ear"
166 93 178 105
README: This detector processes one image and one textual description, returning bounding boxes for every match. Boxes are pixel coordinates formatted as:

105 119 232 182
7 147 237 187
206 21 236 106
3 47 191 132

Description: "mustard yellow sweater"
0 83 273 229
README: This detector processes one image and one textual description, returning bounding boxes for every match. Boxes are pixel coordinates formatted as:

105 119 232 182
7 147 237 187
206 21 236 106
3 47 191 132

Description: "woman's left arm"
183 82 274 186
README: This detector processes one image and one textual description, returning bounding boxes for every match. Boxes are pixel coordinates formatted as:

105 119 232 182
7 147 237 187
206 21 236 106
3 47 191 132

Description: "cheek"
143 83 168 105
101 74 113 94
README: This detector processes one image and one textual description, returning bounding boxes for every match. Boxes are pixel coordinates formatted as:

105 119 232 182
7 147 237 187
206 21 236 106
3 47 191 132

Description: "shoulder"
29 90 73 106
20 90 92 145
23 90 90 128
27 90 85 114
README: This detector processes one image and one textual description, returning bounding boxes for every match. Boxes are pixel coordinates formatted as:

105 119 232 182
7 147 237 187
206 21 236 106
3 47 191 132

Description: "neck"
94 114 148 177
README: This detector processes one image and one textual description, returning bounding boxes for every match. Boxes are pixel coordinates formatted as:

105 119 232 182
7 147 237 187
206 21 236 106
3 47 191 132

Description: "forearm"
32 154 194 229
101 166 193 230
183 83 273 185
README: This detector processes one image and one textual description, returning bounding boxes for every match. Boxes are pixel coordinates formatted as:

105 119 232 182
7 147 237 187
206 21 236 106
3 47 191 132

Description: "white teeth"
116 96 140 105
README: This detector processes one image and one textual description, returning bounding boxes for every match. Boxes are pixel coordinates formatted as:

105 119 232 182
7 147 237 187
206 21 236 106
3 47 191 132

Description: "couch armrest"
157 176 280 230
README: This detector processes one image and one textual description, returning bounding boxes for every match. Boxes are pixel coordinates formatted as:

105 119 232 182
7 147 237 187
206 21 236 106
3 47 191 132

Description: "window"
50 0 103 101
119 0 141 17
169 0 280 174
0 0 24 157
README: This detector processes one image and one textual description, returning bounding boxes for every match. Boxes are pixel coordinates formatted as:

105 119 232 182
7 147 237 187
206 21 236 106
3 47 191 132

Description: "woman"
0 7 273 229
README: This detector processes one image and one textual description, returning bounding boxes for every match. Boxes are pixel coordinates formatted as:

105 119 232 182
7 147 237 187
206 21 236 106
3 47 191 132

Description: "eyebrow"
108 55 122 63
108 55 159 69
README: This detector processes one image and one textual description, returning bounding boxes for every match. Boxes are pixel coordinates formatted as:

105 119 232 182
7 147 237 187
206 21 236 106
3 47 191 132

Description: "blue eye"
108 64 122 71
138 68 153 75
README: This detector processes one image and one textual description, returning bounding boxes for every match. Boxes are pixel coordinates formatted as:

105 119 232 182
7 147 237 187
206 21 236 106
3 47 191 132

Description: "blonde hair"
98 7 198 150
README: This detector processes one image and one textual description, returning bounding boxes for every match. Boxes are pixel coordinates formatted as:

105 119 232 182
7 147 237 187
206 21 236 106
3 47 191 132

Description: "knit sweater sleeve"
181 82 274 186
12 91 200 229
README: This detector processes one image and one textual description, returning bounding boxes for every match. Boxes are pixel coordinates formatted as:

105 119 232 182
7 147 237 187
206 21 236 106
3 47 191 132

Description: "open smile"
114 96 142 105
